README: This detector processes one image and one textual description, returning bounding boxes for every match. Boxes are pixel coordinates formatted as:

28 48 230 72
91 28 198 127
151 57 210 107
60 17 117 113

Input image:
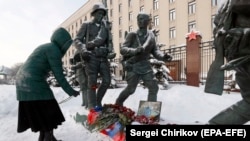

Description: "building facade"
60 0 221 77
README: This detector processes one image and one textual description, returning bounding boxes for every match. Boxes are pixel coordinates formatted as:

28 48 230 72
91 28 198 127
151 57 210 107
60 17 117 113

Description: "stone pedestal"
186 31 202 87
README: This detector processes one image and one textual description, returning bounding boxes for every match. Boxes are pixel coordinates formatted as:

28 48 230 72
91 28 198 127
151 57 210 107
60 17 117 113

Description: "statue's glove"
86 42 96 50
81 51 91 62
107 52 116 59
71 65 77 70
80 44 87 53
135 46 144 55
164 53 173 62
78 44 91 61
71 63 84 70
72 90 80 97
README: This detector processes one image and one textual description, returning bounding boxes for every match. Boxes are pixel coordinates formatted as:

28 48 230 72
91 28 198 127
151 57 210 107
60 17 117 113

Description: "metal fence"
200 41 215 82
112 40 234 84
162 44 187 83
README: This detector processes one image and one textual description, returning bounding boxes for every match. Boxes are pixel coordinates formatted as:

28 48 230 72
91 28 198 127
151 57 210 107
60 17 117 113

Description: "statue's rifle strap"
79 23 90 64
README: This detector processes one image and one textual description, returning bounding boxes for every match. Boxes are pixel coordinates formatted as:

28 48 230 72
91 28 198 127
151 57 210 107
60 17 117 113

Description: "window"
129 26 133 32
169 0 175 3
212 0 219 6
119 4 122 13
188 21 196 32
140 6 144 12
211 15 216 29
169 45 175 48
129 12 133 21
119 17 122 25
153 0 159 10
128 0 132 7
155 34 159 43
110 21 113 29
119 30 122 38
120 70 123 77
169 9 176 21
110 9 113 17
154 15 159 26
188 1 196 15
169 27 176 39
64 60 67 66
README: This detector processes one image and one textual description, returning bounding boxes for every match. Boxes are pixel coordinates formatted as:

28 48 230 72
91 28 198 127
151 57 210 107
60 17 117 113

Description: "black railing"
200 41 215 82
113 40 234 85
162 45 187 83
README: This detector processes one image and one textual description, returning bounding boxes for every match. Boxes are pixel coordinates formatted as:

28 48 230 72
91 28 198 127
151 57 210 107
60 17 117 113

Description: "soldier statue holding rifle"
73 2 116 109
205 0 250 124
115 12 172 106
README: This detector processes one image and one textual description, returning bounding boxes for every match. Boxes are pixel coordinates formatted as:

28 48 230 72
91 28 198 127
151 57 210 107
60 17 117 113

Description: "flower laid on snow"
84 104 161 141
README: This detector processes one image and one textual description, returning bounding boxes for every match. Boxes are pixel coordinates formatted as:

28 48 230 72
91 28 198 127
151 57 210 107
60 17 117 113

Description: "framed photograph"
137 100 162 121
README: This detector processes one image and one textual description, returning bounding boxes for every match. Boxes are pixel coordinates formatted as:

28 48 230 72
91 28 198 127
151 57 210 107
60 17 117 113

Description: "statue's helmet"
91 2 107 16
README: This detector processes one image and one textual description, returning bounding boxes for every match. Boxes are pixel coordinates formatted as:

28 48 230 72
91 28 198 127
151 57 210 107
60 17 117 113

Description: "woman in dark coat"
16 27 79 141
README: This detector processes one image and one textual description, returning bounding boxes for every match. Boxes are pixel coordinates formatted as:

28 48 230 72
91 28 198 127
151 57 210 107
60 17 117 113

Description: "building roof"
0 66 10 75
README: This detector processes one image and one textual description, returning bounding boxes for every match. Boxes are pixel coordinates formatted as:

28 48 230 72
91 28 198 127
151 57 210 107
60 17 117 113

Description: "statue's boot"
209 100 250 124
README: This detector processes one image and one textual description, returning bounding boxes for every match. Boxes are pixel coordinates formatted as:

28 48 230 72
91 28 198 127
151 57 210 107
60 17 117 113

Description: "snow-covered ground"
0 84 245 141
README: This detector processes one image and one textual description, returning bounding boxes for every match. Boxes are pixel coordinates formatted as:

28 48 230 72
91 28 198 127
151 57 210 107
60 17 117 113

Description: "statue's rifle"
102 0 115 55
127 32 151 63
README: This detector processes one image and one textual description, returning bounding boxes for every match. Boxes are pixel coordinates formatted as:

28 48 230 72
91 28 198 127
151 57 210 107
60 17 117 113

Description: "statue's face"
137 14 149 29
93 10 105 23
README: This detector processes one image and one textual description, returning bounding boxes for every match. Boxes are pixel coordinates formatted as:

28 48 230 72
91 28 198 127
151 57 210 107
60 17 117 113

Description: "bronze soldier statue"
205 0 250 124
70 60 88 108
115 12 172 106
73 2 116 109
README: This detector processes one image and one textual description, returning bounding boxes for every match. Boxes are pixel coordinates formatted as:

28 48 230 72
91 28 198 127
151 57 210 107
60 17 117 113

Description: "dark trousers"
76 67 88 108
115 70 159 106
85 56 111 109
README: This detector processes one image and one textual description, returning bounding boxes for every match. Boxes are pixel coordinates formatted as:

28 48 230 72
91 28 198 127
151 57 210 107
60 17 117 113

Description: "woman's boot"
44 130 60 141
38 131 44 141
43 131 52 141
